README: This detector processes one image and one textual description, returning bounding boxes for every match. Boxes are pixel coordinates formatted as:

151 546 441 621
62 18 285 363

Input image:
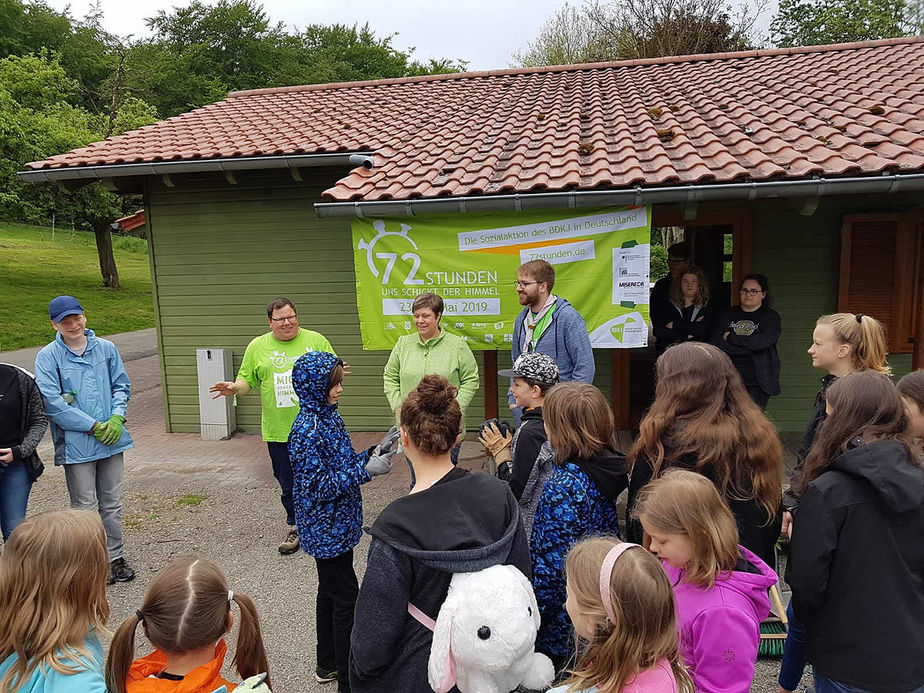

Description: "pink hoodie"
662 545 776 693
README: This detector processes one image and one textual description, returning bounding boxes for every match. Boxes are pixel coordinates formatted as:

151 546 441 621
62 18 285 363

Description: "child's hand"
0 448 12 464
374 426 400 457
366 453 393 477
478 422 512 457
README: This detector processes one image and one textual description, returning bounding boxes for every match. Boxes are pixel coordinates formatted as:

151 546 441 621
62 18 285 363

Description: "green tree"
771 0 910 46
515 0 757 67
0 53 156 288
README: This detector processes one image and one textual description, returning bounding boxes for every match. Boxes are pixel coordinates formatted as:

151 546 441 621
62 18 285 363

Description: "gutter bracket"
459 198 467 213
683 187 698 221
291 168 303 182
225 171 238 185
353 202 365 219
404 201 414 217
161 173 175 188
568 191 576 209
748 183 757 200
888 174 901 193
514 194 522 212
634 186 643 207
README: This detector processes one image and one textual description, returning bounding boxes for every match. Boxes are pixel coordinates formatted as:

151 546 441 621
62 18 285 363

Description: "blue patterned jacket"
288 351 371 559
531 453 626 658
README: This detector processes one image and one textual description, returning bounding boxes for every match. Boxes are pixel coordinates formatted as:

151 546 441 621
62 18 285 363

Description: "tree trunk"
94 224 121 289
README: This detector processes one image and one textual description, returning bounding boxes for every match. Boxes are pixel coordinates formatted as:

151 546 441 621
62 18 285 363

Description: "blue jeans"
0 462 32 541
267 442 295 526
815 673 924 693
779 600 808 691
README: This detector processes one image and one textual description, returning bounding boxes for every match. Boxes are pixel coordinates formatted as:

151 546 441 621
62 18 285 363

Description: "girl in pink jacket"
635 470 777 693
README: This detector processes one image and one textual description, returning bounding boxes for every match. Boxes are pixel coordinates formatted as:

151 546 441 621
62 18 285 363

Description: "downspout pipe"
17 152 375 183
313 172 924 218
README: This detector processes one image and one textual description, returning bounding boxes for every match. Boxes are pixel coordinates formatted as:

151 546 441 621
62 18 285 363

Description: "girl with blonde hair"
106 557 270 693
0 509 110 693
779 312 890 693
635 470 776 693
549 536 693 693
627 341 783 568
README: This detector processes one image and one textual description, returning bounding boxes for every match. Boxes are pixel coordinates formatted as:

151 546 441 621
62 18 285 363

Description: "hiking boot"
278 527 299 555
315 666 337 684
108 557 135 585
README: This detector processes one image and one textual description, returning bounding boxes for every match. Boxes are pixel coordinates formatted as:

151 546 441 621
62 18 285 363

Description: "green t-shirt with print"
236 328 335 442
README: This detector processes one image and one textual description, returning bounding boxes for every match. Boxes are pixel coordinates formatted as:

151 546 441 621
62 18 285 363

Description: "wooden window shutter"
838 213 919 354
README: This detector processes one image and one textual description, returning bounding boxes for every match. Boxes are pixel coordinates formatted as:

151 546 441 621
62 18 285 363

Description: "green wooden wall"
754 201 914 434
145 170 623 433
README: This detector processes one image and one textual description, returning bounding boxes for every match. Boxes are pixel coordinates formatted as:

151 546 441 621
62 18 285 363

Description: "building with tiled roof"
22 38 924 435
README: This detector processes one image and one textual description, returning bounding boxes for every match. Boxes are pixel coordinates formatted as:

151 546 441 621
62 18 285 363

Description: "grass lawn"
0 221 154 351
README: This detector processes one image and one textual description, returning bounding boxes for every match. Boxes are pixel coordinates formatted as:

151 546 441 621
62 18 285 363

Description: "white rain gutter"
17 152 375 183
313 172 924 218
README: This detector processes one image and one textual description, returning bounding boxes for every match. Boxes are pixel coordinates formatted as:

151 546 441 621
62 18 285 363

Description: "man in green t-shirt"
210 297 335 555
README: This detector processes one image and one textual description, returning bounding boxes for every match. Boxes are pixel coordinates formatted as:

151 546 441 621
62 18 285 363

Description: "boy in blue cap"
34 295 135 583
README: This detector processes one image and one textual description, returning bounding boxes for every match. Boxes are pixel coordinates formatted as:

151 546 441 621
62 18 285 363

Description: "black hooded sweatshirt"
790 440 924 692
349 467 531 693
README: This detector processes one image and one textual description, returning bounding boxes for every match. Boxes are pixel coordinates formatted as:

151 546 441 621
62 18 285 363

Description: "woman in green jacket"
383 292 479 468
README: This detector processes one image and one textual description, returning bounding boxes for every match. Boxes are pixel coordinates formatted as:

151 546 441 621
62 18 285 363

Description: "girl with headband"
106 558 271 693
635 470 777 693
549 536 693 693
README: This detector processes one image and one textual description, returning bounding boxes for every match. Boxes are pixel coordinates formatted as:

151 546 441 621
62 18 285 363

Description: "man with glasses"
649 241 691 329
509 260 594 424
210 297 335 554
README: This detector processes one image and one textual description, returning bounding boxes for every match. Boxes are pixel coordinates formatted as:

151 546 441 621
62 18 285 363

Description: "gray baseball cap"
498 352 560 385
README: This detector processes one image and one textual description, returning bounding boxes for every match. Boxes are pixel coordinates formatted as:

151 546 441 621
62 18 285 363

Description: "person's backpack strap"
407 603 455 693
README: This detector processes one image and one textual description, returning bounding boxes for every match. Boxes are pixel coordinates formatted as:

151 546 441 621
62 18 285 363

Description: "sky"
44 0 776 72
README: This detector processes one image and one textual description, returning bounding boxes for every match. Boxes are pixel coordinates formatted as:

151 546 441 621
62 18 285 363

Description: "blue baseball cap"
49 295 84 323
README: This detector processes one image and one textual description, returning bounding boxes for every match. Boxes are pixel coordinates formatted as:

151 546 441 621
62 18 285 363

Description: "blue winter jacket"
33 330 133 465
0 633 107 692
288 351 372 560
508 297 595 407
531 453 626 658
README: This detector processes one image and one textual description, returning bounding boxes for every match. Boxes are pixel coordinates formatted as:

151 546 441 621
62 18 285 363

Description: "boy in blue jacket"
288 351 398 693
33 295 135 584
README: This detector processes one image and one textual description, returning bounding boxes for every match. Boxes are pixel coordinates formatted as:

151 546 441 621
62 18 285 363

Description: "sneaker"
315 666 338 684
278 527 300 555
108 557 135 585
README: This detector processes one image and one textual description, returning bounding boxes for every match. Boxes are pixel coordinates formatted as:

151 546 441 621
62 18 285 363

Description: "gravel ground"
24 459 810 693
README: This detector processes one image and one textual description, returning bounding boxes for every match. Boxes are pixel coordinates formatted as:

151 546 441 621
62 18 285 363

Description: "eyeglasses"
270 314 298 323
739 289 764 296
515 280 540 288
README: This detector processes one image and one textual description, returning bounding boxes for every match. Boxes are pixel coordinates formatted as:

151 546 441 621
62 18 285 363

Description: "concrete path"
0 327 158 371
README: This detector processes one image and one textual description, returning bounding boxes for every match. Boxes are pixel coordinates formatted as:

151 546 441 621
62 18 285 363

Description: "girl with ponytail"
349 375 531 692
106 557 270 693
778 312 890 693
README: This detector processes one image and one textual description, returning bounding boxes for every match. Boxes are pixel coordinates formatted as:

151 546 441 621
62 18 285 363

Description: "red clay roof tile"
25 38 924 202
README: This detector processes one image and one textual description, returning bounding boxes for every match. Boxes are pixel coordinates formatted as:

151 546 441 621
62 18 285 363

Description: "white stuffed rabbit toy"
427 564 555 693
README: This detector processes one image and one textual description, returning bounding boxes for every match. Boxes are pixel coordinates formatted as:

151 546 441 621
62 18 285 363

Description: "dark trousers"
266 442 295 526
316 549 358 693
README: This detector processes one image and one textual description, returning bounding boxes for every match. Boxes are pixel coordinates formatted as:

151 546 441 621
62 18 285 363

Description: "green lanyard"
528 303 556 351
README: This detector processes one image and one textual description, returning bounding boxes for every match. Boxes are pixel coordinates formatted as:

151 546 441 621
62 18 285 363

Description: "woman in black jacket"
712 273 781 409
652 263 713 355
0 364 47 541
790 371 924 693
349 375 530 693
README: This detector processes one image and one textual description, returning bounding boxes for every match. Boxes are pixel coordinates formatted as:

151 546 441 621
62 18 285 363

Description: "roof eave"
17 152 375 183
313 173 924 218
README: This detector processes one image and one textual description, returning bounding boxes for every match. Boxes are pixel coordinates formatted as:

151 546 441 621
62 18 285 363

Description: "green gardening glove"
99 415 125 445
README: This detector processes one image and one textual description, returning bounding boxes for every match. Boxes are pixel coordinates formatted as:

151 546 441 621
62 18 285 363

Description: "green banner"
351 206 651 350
